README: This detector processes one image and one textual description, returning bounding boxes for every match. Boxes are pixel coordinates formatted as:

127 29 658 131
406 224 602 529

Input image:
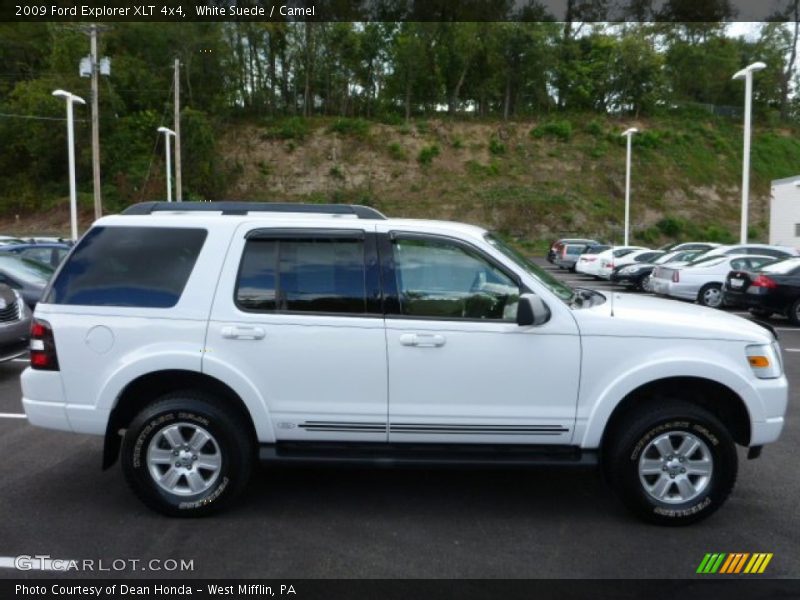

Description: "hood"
0 283 17 308
573 292 774 344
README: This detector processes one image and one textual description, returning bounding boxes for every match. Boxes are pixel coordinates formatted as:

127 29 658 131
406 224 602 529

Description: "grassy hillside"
219 113 800 252
5 112 800 252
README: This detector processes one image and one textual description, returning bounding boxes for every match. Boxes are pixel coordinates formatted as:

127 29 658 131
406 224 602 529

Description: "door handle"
399 333 446 347
221 325 266 340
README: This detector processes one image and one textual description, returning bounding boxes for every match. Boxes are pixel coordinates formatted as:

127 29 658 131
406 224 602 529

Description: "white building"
770 175 800 247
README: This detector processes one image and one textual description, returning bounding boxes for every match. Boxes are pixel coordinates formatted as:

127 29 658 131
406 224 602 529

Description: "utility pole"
90 25 102 219
174 58 183 202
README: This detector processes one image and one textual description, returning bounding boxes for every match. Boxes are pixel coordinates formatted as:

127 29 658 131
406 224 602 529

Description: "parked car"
554 243 589 271
651 254 776 308
0 283 31 362
547 238 598 263
697 244 798 261
22 201 788 525
620 250 703 292
0 242 71 269
573 244 611 275
597 248 659 280
0 254 54 308
577 246 645 278
658 242 720 253
723 257 800 323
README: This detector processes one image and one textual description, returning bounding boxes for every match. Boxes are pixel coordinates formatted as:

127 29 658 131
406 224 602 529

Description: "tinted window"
393 237 519 320
635 252 661 263
236 236 367 314
21 247 54 266
47 226 206 307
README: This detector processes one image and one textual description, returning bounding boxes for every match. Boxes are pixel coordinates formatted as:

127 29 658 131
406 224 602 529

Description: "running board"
259 442 598 468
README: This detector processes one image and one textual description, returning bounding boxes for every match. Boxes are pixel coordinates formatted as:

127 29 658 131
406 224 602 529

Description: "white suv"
22 202 788 524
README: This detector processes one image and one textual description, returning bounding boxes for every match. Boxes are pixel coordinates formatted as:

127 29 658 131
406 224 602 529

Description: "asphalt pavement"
0 263 797 579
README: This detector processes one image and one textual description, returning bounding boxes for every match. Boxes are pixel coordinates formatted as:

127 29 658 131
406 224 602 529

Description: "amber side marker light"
747 356 770 368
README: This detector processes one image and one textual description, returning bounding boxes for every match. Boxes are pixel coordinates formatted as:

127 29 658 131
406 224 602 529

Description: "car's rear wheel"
604 400 737 525
121 391 254 517
788 298 800 326
698 283 723 308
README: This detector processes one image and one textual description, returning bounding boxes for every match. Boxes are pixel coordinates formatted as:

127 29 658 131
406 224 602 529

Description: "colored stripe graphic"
697 553 774 575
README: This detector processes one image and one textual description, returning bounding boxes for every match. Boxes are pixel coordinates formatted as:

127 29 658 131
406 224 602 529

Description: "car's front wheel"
121 391 254 517
604 400 737 526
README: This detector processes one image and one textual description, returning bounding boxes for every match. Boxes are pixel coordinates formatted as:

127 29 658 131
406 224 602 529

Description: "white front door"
207 225 388 441
380 231 581 444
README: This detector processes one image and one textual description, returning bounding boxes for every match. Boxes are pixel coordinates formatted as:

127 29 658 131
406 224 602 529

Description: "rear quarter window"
46 226 207 307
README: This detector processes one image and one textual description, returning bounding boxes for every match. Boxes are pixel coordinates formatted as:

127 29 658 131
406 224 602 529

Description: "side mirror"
517 294 551 327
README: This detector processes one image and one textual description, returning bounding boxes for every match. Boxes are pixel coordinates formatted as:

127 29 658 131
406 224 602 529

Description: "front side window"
236 235 367 314
391 236 519 321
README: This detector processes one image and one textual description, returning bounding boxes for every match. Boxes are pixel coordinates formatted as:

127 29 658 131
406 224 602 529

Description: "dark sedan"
610 249 701 290
0 255 53 308
723 257 800 323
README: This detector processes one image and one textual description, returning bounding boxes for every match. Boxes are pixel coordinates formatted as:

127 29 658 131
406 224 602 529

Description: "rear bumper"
21 367 107 435
723 289 787 313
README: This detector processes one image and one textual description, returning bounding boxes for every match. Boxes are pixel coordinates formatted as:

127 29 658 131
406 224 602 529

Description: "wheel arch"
103 369 262 470
599 376 751 456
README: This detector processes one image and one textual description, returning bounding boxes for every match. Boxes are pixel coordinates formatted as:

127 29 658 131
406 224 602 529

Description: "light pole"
157 126 176 202
733 61 766 244
52 89 86 241
621 127 638 246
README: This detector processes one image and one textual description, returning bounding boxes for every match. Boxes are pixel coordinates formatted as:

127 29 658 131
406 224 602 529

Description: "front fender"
577 349 762 449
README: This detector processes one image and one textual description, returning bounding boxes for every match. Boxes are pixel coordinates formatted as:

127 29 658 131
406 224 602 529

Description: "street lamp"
621 127 638 246
733 61 766 244
157 126 176 202
52 90 86 242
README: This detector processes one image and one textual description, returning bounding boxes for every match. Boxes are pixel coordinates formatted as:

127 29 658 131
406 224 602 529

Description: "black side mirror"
517 293 551 327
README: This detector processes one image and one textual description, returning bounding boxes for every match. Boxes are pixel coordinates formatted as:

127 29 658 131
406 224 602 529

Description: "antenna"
610 288 615 317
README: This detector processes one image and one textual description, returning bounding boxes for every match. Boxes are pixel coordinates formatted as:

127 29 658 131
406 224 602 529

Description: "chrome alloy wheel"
146 423 222 496
638 432 713 504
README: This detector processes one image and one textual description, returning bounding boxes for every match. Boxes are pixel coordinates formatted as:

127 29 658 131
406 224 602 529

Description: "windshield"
485 234 574 302
0 255 53 285
761 257 800 274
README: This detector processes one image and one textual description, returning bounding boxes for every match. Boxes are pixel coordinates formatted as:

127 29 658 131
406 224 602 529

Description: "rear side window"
47 226 207 307
236 235 367 314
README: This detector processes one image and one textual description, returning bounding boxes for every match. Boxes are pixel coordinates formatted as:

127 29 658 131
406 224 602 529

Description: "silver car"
0 283 31 361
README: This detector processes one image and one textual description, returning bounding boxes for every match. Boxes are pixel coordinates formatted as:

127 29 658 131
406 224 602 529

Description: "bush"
656 216 685 238
585 119 604 136
264 116 310 141
417 144 440 166
531 120 572 141
327 117 371 138
387 142 407 161
488 136 506 155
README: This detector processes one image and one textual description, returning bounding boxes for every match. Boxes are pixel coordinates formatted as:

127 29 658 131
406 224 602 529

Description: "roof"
771 175 800 186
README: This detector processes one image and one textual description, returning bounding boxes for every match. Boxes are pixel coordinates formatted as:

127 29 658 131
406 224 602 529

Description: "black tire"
788 298 800 326
121 391 254 517
697 283 723 308
604 400 737 526
749 307 774 320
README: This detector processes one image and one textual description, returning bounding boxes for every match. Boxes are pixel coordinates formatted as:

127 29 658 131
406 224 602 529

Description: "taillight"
608 262 614 269
561 248 567 258
672 271 680 283
30 318 59 371
752 275 777 289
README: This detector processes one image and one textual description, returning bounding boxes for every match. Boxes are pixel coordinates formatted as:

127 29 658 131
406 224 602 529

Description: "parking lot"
0 258 797 580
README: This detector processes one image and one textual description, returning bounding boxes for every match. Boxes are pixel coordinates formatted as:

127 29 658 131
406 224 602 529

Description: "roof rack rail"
121 201 387 220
